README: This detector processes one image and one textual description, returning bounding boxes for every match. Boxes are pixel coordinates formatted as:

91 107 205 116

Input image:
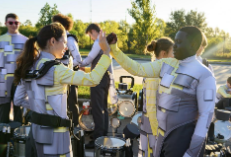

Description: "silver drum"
14 125 30 157
94 136 126 157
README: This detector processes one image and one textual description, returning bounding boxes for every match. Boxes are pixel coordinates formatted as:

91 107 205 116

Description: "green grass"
78 82 143 99
80 48 151 60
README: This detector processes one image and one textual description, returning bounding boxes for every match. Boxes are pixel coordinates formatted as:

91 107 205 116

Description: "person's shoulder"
19 33 28 39
161 58 179 66
0 33 10 40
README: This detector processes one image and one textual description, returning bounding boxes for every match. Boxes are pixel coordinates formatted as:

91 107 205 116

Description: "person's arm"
218 85 231 98
14 81 30 109
67 37 82 67
58 54 111 86
109 44 178 78
80 40 101 67
183 76 216 157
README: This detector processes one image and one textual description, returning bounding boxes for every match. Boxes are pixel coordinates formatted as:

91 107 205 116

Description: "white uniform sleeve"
80 40 101 67
184 76 216 157
14 81 30 109
67 37 82 67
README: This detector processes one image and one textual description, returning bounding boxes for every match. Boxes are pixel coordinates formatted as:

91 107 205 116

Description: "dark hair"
227 77 231 85
179 26 203 52
85 23 100 34
147 37 174 57
14 22 65 85
5 13 18 22
52 14 74 31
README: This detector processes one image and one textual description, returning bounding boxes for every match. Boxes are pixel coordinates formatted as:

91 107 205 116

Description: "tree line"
0 1 230 58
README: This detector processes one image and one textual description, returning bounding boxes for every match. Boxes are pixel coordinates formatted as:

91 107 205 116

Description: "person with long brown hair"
13 22 111 156
139 37 174 157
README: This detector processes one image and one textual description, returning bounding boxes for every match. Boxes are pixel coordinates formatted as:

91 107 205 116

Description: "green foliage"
35 3 59 28
23 20 33 26
128 0 160 54
78 82 143 99
165 9 207 39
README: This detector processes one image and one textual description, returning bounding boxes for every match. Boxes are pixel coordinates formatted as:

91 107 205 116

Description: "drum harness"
25 60 80 140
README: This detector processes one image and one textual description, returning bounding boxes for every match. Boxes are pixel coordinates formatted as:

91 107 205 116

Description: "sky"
0 0 231 34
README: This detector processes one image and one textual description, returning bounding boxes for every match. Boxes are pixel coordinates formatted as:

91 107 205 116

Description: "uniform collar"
40 51 56 60
179 55 196 63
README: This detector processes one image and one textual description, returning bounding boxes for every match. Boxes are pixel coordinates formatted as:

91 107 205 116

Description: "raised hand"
99 31 110 55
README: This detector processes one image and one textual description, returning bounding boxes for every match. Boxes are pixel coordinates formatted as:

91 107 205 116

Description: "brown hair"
52 14 74 31
147 37 174 58
227 77 231 85
85 23 100 34
14 22 65 85
5 13 19 22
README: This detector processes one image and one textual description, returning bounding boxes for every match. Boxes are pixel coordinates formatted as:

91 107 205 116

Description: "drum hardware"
72 127 85 157
108 103 117 116
78 108 95 131
138 89 143 111
116 76 137 118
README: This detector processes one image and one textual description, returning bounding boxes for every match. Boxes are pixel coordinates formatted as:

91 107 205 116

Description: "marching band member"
14 23 111 156
0 13 27 123
101 26 216 157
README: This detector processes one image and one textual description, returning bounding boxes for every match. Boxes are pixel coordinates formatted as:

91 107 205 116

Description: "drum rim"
78 108 94 131
118 99 135 118
14 125 31 139
95 136 126 150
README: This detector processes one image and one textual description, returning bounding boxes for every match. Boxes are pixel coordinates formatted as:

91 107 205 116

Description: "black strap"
67 34 78 43
25 60 61 80
202 58 209 67
30 111 72 128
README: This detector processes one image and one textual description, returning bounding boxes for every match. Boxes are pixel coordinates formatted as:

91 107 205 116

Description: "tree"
35 3 59 28
0 22 2 27
165 9 207 39
128 0 159 54
24 20 32 26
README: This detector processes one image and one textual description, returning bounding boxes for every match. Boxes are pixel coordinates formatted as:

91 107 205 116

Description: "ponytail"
14 37 39 85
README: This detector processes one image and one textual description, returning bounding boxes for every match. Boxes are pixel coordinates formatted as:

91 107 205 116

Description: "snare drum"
72 127 85 157
78 108 95 131
13 125 31 157
94 136 126 157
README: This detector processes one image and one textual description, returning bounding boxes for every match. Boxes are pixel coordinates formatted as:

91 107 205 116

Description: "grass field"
78 82 143 99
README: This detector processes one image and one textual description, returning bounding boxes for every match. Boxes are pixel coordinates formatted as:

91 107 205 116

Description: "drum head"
95 136 125 149
14 125 31 139
110 117 120 128
118 100 135 117
214 120 231 144
78 109 95 131
131 111 142 129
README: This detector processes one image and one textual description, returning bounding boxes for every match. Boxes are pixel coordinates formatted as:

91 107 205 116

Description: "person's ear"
50 37 55 46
